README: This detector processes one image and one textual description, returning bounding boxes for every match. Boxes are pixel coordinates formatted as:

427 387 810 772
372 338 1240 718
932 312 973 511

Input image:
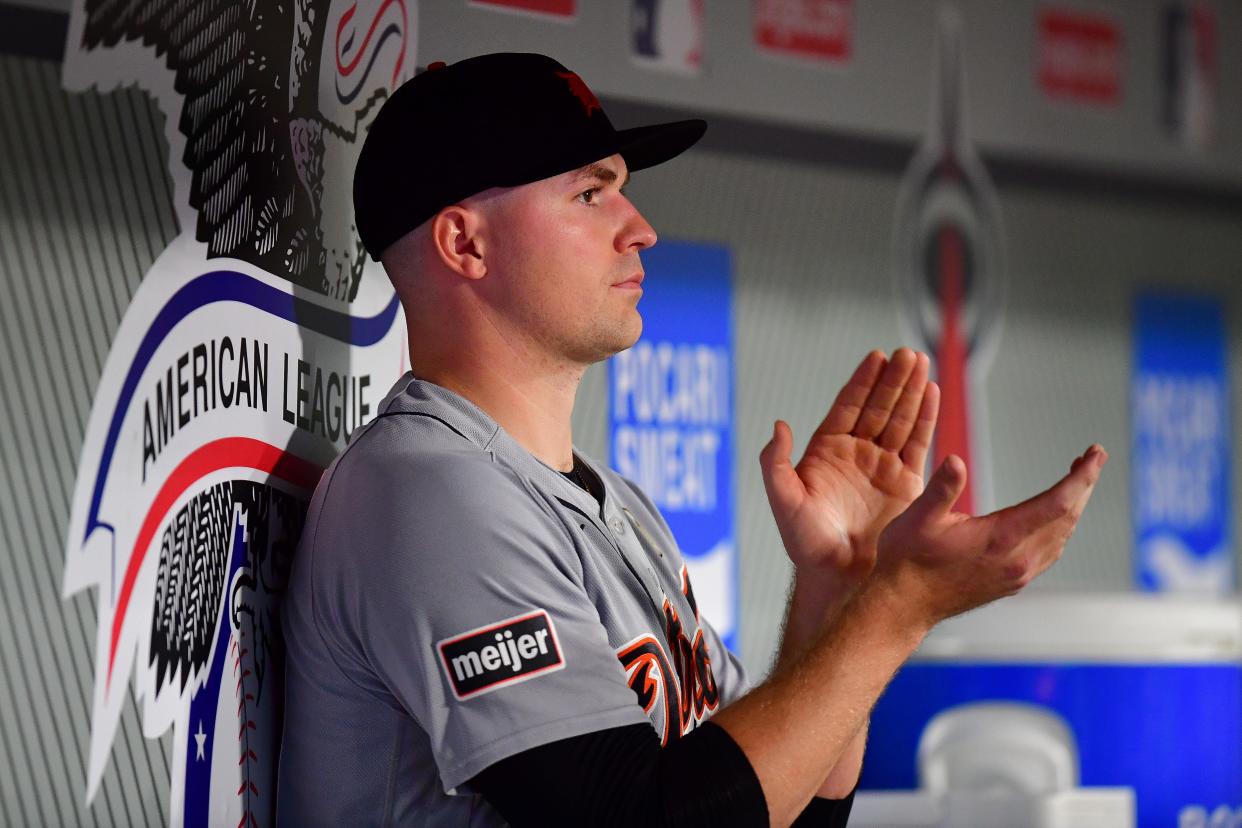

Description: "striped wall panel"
0 54 173 827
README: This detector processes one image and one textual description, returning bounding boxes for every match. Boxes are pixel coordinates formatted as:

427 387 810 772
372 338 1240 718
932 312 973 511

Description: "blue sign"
863 662 1242 827
1133 292 1232 593
609 241 737 651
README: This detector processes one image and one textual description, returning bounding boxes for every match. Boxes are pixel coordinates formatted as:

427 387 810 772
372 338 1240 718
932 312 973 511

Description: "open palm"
760 349 939 582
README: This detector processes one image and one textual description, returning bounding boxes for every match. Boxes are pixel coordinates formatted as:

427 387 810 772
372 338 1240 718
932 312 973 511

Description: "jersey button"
608 516 627 535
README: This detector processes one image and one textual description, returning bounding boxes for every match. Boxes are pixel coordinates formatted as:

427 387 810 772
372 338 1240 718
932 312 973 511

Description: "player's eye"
576 187 600 205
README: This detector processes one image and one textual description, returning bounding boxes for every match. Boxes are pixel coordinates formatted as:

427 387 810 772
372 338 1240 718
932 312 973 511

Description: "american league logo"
60 1 414 824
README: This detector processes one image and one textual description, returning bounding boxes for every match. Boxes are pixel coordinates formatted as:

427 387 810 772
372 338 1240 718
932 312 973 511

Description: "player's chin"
581 315 642 363
618 309 642 348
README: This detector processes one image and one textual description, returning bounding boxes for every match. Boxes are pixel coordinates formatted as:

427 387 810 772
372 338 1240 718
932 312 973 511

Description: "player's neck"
409 336 583 473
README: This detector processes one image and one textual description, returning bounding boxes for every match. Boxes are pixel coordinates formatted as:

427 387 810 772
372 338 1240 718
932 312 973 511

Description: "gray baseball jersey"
277 374 748 826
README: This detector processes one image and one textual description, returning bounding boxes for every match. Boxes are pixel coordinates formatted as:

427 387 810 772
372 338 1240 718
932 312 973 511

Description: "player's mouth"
612 272 644 290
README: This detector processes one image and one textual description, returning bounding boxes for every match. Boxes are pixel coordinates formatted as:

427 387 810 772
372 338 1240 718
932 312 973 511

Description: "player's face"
478 154 656 365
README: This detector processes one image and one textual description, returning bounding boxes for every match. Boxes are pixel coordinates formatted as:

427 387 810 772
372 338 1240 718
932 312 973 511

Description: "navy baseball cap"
353 52 707 260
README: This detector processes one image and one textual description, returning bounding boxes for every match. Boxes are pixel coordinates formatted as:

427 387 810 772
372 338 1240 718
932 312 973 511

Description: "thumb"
759 420 803 516
910 455 968 520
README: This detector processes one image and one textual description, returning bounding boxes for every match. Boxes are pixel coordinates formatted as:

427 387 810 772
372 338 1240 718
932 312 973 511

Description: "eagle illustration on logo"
60 1 414 825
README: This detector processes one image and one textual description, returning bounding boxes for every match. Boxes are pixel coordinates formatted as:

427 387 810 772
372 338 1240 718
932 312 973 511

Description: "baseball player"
276 53 1106 827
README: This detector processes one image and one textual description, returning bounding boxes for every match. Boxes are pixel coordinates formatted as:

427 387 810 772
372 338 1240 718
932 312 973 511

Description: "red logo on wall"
1037 8 1123 105
472 0 576 17
893 9 1006 516
753 0 852 63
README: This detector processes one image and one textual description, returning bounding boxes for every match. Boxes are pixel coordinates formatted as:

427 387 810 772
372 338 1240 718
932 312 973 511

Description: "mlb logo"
1161 1 1217 150
632 0 703 75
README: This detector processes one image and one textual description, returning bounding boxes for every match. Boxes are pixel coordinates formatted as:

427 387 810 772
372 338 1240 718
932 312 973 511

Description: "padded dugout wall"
0 53 174 827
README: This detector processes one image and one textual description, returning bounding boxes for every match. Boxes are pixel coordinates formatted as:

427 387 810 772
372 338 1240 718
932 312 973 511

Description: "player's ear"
430 205 487 281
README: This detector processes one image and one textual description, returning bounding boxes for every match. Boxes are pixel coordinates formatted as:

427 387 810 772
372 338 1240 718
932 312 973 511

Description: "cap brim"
615 119 707 172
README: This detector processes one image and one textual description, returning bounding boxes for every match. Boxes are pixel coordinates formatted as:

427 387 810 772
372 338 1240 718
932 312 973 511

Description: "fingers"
759 420 805 518
1071 444 1109 512
900 381 940 474
817 350 887 436
878 353 930 451
974 445 1108 596
983 445 1108 543
908 455 969 521
852 349 919 439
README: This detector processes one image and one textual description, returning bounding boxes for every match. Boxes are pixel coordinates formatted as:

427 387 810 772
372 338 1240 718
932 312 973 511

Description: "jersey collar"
379 373 610 519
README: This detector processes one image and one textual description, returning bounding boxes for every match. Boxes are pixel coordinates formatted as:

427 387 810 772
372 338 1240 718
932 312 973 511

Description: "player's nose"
617 200 657 253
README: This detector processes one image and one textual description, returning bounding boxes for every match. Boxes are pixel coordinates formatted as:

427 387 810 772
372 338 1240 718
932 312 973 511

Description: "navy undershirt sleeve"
793 787 857 826
471 721 854 827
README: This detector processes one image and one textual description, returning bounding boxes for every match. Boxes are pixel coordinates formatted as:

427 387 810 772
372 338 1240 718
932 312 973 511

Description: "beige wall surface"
415 0 1242 189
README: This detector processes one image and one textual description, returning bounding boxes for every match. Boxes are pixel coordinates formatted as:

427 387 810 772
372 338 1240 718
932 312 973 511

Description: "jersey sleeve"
307 440 649 794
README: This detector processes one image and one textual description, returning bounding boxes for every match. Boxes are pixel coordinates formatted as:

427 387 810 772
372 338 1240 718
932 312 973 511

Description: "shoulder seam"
306 460 376 697
304 412 430 699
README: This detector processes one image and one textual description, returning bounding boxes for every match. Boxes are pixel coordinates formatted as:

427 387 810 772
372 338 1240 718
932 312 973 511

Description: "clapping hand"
760 349 939 586
760 347 1107 624
874 441 1105 628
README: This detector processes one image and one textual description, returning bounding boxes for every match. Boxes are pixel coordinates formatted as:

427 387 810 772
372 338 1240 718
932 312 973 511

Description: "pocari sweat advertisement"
1132 291 1233 593
609 241 738 652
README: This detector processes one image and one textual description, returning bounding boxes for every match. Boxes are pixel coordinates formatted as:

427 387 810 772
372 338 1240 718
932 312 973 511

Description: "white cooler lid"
914 592 1242 663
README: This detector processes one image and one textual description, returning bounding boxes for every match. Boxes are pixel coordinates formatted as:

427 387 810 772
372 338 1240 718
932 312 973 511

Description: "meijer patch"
437 610 564 700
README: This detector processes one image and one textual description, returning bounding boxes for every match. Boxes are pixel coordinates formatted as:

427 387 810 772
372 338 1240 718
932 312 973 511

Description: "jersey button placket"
607 509 665 603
